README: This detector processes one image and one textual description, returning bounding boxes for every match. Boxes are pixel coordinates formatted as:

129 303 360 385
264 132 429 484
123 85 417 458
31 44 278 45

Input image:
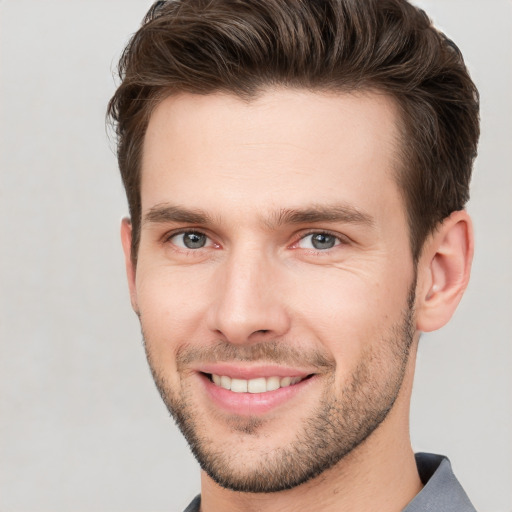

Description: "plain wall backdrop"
0 1 510 511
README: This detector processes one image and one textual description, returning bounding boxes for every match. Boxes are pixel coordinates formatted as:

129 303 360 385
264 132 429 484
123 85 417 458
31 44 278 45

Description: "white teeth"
220 375 231 390
211 374 305 393
280 377 292 388
266 376 281 391
247 377 266 393
230 378 248 393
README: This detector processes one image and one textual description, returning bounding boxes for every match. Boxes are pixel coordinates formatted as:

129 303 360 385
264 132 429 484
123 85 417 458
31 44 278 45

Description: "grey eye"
298 233 340 250
183 232 207 248
311 233 337 249
171 232 208 249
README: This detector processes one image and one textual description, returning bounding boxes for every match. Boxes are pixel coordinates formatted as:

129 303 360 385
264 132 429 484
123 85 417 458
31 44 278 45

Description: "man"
107 0 479 510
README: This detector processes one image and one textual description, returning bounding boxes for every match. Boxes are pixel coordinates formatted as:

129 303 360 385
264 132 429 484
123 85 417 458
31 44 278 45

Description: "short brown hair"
107 0 479 263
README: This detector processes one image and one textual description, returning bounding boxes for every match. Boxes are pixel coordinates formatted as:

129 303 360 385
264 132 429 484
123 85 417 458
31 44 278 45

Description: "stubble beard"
143 287 416 493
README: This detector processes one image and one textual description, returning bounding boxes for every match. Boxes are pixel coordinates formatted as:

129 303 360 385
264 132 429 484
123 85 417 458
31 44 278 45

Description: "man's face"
126 89 418 492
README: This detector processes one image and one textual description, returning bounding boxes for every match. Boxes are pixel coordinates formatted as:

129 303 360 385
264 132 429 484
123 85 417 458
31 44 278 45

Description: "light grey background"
0 1 510 511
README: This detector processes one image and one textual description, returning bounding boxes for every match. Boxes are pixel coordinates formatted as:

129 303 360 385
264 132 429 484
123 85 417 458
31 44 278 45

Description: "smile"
210 374 305 393
199 369 317 415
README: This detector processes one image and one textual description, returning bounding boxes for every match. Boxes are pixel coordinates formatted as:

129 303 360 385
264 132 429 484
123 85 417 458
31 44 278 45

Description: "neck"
200 344 422 512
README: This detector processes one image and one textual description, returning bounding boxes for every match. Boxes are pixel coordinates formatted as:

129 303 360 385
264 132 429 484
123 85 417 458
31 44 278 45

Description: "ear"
415 210 474 332
120 217 139 314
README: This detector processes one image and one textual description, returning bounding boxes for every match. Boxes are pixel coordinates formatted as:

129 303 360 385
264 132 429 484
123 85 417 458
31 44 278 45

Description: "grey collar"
403 453 477 511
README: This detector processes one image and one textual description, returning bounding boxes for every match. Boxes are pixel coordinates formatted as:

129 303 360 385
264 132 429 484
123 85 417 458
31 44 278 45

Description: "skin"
121 89 473 511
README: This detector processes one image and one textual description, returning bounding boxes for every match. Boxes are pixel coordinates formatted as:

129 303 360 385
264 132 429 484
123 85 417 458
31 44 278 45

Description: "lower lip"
199 373 316 416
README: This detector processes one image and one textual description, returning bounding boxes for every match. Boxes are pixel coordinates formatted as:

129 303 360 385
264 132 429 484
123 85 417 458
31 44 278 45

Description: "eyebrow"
266 204 375 229
143 203 374 229
143 204 214 226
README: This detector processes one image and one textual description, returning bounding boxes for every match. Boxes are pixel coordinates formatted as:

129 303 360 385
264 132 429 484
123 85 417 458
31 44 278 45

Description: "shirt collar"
403 453 477 511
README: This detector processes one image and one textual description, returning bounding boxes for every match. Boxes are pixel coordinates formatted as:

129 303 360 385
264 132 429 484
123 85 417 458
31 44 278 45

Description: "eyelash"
164 230 217 251
163 229 347 254
292 230 346 252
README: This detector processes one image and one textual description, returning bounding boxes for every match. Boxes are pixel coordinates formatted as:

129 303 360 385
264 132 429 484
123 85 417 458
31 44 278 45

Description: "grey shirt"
183 453 477 512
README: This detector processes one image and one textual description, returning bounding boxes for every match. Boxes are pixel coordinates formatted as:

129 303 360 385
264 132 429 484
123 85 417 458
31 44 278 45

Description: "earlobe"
120 217 139 314
415 210 474 332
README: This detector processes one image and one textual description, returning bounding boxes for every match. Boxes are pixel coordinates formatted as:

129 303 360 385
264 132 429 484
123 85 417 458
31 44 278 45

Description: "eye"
168 231 211 249
297 232 341 250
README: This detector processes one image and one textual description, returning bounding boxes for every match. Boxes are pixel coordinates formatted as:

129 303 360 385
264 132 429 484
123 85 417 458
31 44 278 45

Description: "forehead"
140 89 403 220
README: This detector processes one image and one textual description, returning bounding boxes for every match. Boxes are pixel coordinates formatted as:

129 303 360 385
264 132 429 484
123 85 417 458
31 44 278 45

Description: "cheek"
289 267 412 361
135 266 212 360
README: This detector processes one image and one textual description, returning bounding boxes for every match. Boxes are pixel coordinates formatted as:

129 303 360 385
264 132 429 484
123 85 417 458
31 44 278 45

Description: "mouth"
207 373 311 393
197 368 317 416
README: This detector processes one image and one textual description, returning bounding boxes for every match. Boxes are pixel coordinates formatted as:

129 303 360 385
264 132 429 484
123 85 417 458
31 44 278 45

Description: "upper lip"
194 363 315 380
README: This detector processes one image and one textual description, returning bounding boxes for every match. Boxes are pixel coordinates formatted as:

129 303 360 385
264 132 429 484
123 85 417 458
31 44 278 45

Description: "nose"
206 246 291 345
